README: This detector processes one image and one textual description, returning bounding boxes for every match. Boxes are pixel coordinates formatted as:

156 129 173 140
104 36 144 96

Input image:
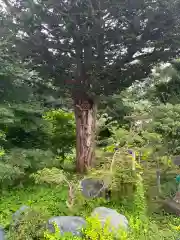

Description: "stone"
163 199 180 216
174 191 180 204
47 216 86 236
0 227 4 240
12 205 30 226
91 207 128 233
80 178 105 198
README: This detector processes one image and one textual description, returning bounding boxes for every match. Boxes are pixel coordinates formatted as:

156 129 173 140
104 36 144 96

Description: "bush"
0 148 57 187
0 104 50 150
2 148 55 172
44 223 82 240
1 182 179 240
8 208 48 240
0 161 24 187
43 109 76 159
0 108 76 187
43 216 124 240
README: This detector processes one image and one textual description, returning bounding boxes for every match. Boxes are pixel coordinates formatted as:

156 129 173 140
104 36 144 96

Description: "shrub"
44 223 82 240
0 104 50 150
43 109 76 159
7 208 48 240
0 148 57 187
43 216 125 240
31 167 77 210
43 215 179 240
132 174 147 217
82 216 126 240
0 185 69 227
0 161 24 187
2 148 55 172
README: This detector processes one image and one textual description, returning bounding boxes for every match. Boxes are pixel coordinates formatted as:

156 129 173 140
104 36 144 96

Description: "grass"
0 162 179 239
0 185 69 227
0 183 179 230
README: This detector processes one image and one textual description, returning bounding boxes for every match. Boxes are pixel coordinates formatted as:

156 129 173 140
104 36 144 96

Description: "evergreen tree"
151 60 180 104
3 0 180 172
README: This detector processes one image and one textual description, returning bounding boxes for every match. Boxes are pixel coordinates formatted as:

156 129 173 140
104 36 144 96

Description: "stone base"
163 199 180 216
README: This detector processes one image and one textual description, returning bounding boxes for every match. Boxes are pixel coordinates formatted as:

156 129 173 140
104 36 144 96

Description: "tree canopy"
3 0 180 96
2 0 180 172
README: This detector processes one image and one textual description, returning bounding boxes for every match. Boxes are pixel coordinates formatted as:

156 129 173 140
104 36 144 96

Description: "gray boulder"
12 205 30 226
80 178 105 198
48 216 86 236
162 199 180 216
91 207 128 233
0 227 4 240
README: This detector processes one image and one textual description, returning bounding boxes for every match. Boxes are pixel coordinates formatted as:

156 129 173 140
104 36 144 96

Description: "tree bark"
74 97 96 173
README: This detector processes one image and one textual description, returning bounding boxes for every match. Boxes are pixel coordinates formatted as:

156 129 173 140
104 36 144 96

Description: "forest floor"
0 182 179 237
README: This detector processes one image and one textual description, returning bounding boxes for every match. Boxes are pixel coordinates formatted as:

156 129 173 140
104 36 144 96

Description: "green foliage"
4 0 180 98
43 109 76 158
150 60 180 104
0 185 69 227
32 167 82 209
32 168 67 186
151 103 180 155
0 182 179 239
0 162 24 187
0 9 180 239
3 149 55 172
0 129 6 158
8 208 48 240
0 103 50 150
0 38 58 187
0 104 76 186
127 216 178 240
82 216 126 240
44 215 179 240
0 148 57 187
0 40 38 104
132 175 147 217
44 223 82 240
44 224 61 240
98 95 131 127
42 178 179 240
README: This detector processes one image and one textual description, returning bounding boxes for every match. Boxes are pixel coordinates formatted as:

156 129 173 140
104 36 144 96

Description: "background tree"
149 60 180 104
3 0 180 172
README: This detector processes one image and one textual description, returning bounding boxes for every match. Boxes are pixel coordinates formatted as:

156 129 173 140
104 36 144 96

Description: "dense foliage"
0 1 180 239
2 0 180 171
0 50 180 237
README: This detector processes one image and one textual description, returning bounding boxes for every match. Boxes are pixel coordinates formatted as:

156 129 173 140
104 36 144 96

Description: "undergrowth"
0 185 69 227
0 176 179 240
0 152 179 239
44 215 179 240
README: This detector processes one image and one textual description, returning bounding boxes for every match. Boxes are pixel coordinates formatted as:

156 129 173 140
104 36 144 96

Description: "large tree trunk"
74 97 96 173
